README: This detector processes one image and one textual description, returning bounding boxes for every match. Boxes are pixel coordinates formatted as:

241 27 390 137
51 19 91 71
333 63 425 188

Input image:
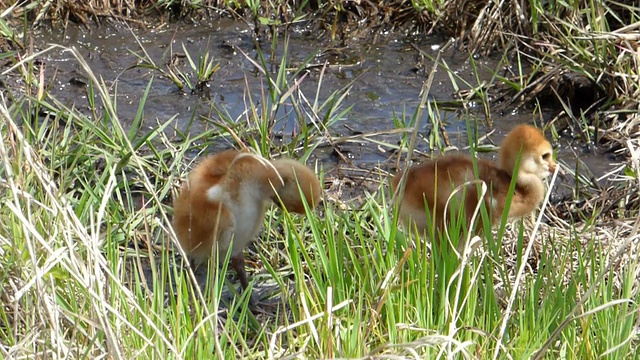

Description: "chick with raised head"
172 150 321 292
392 124 557 238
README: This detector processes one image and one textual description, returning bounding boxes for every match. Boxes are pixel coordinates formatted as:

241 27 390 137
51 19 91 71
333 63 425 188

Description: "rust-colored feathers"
172 150 322 289
172 124 558 293
392 124 557 236
270 158 322 213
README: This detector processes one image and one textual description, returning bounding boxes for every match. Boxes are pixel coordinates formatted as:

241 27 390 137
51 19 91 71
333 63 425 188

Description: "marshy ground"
1 1 639 359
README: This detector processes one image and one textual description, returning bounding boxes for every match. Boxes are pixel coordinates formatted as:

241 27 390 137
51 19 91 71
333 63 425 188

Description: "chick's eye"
542 152 551 161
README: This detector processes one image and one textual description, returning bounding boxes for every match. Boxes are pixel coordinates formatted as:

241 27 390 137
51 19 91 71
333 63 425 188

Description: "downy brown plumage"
172 150 321 291
392 124 557 237
270 158 322 213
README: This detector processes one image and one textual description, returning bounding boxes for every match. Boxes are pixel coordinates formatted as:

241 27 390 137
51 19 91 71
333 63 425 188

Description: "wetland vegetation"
1 0 639 358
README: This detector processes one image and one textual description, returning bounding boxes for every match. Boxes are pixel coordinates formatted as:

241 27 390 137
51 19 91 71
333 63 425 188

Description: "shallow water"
29 18 615 198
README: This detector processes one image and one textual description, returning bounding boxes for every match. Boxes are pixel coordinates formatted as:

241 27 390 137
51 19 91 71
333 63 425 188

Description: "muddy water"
31 18 612 198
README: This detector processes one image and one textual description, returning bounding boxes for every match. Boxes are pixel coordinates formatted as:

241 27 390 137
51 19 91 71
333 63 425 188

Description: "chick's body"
172 150 322 290
172 150 282 287
393 124 557 236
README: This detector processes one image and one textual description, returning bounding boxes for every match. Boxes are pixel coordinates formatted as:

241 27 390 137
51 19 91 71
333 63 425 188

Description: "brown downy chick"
172 150 284 290
270 158 322 214
392 124 557 237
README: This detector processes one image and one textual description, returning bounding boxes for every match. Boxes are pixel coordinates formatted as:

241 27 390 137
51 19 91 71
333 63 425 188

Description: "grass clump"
132 39 221 95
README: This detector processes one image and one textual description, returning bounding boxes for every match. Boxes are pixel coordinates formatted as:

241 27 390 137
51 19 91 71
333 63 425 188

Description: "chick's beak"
549 160 566 180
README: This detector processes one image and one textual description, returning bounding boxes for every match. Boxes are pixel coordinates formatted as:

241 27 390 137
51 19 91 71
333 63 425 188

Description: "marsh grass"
131 36 221 95
1 1 640 359
484 1 640 159
2 38 639 359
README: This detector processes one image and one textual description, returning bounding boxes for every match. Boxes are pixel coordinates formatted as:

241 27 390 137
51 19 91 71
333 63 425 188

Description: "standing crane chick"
172 150 321 293
392 124 558 238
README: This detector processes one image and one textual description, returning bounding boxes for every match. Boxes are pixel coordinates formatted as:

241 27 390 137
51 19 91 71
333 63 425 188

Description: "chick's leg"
230 252 249 289
230 252 259 308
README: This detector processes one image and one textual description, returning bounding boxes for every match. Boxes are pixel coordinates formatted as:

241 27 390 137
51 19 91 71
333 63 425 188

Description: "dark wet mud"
29 19 612 184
